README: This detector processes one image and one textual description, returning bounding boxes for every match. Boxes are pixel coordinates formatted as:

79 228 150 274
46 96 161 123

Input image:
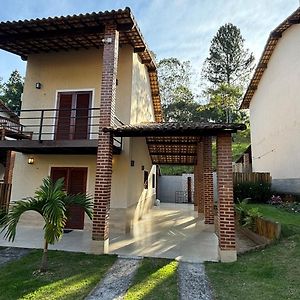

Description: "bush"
234 181 271 203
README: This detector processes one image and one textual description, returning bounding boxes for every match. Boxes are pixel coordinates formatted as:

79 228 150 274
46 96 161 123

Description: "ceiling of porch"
103 122 246 165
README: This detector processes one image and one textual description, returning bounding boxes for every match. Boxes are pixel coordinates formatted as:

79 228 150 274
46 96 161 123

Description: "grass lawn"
0 250 116 300
125 258 178 300
206 204 300 300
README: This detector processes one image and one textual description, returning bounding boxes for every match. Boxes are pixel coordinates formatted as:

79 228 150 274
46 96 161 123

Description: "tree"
158 58 201 121
202 23 255 87
0 177 93 272
0 70 24 113
199 83 245 123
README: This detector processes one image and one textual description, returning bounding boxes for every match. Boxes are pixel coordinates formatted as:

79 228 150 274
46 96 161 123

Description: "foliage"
125 258 178 300
234 181 271 203
157 58 201 122
159 165 193 176
268 195 283 205
206 204 300 300
0 250 116 300
235 198 262 230
0 177 93 272
0 70 24 113
202 23 255 87
278 202 300 214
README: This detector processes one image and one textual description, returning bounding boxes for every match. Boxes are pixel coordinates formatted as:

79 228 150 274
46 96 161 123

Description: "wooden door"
55 92 91 140
187 177 192 203
55 94 73 140
50 167 87 230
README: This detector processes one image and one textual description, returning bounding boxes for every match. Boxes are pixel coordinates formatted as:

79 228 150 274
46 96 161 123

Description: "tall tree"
202 23 255 87
0 70 24 113
158 58 202 121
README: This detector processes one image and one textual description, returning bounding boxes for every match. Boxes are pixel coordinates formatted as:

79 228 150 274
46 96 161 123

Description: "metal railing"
0 108 124 150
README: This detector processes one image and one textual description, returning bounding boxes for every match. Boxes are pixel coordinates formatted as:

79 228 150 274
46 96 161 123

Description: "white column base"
219 249 237 262
90 238 109 254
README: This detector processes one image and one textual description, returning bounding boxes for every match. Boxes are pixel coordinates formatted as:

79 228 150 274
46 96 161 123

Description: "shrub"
234 181 271 203
235 198 262 230
268 195 283 205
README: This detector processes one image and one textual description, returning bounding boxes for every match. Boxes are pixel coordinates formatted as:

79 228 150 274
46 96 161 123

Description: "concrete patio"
0 203 219 263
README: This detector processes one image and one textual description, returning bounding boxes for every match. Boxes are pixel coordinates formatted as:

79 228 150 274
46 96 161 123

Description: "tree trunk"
40 239 48 272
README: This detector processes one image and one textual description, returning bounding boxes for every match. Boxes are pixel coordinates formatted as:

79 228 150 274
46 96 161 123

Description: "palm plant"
0 177 93 272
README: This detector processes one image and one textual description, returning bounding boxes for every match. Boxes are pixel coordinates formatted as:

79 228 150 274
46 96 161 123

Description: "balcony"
0 108 123 155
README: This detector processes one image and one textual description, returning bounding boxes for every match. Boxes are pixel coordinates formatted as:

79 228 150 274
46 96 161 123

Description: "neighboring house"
233 145 252 173
0 8 245 262
240 7 300 194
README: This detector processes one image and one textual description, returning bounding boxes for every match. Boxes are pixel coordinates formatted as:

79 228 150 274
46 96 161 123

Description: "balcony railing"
0 108 123 150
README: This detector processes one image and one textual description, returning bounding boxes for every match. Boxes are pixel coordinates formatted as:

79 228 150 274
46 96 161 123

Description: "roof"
240 7 300 109
235 145 251 163
0 8 162 122
104 122 246 165
103 122 246 136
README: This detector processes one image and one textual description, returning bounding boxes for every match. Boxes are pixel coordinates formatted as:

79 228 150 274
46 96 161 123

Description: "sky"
0 0 298 83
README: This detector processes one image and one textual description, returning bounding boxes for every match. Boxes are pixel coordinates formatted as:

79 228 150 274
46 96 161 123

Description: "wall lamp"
28 157 34 164
35 82 42 89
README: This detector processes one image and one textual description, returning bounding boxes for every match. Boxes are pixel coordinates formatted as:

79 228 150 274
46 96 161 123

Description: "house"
0 8 245 262
240 7 300 194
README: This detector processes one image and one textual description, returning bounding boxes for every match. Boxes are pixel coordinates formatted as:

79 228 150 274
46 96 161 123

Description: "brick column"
196 141 204 214
203 136 214 224
193 165 198 211
217 133 237 262
92 23 119 248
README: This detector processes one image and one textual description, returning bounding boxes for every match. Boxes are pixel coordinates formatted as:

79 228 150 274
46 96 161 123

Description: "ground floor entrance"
0 203 218 262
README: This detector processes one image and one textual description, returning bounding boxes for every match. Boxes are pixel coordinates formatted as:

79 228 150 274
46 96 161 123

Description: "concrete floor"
0 203 219 262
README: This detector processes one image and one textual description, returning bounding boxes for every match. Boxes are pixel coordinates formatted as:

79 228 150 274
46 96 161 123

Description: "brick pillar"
193 165 198 211
217 133 237 262
92 23 119 247
203 136 214 224
197 141 204 214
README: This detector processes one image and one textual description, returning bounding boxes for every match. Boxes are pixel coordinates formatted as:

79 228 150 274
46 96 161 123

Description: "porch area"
0 203 218 262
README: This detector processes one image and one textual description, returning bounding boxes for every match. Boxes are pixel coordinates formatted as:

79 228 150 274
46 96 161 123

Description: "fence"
233 172 271 185
0 183 12 212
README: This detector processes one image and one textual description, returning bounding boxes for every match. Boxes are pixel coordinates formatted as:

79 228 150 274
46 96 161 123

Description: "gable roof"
240 7 300 109
0 7 162 122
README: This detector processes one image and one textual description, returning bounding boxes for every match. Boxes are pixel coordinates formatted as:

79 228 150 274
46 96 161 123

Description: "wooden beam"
288 19 300 24
150 152 197 156
0 25 105 43
147 141 197 145
134 46 146 53
117 22 134 32
270 31 282 38
257 63 267 68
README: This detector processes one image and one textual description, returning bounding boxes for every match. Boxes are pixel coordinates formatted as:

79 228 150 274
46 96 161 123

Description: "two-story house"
0 8 245 262
240 7 300 194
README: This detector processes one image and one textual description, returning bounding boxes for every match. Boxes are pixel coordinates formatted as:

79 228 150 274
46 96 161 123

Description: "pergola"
103 122 246 262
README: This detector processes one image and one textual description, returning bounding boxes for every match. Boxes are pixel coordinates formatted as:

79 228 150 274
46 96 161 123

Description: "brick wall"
92 23 119 241
203 136 214 224
217 133 236 250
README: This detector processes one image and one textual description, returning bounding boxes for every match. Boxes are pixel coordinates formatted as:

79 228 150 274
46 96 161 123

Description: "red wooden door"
50 167 87 230
55 92 91 140
74 93 90 139
55 94 73 140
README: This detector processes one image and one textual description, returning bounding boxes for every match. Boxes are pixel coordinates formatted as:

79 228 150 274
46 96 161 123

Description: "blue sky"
0 0 298 82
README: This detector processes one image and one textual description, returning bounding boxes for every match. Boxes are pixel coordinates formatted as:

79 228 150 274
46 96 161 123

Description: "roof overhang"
0 8 163 122
104 122 246 165
240 7 300 109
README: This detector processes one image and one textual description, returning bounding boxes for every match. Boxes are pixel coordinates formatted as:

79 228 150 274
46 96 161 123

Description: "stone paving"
0 247 31 267
85 257 141 300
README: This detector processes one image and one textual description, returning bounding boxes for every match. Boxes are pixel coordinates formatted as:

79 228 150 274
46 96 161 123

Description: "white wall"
250 24 300 180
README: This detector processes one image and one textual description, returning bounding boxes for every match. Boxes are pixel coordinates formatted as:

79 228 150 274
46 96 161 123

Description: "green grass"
125 258 178 300
206 204 300 300
0 250 116 300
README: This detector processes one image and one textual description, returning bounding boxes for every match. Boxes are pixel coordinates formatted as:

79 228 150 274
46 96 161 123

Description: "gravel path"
86 257 141 300
178 262 213 300
0 247 31 267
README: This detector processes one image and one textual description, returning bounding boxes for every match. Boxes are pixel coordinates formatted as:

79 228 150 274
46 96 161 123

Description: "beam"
146 141 198 145
257 63 267 68
134 46 146 53
150 152 197 156
0 25 105 43
270 31 282 38
116 22 134 32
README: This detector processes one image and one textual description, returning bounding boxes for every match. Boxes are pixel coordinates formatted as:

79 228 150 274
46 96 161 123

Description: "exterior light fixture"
28 157 34 164
101 37 112 44
35 82 42 89
141 165 145 170
131 160 135 167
